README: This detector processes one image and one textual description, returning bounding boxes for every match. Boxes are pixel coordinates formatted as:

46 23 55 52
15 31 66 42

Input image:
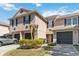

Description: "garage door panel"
57 31 73 44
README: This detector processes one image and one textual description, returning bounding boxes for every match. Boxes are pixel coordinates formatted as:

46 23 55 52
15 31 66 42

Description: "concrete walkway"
47 44 79 56
0 44 19 56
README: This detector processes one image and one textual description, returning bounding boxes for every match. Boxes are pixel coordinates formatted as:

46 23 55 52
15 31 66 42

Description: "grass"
4 49 48 56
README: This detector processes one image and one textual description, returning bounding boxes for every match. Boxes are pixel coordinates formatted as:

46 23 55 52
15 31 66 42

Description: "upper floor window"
47 20 54 28
66 18 71 25
23 15 31 25
10 19 14 27
64 16 78 26
72 17 77 25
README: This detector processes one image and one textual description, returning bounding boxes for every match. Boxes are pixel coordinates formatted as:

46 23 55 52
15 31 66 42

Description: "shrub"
42 46 53 51
19 39 33 49
19 39 27 46
34 38 45 44
18 38 45 49
48 42 56 46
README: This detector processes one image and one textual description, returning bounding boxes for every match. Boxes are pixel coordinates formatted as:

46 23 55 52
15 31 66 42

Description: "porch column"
53 32 57 43
20 32 22 39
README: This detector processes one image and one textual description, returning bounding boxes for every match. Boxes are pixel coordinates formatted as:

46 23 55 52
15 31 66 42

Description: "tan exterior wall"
73 30 78 45
15 11 29 17
54 18 64 27
34 15 46 39
10 17 30 33
10 13 47 39
0 25 9 36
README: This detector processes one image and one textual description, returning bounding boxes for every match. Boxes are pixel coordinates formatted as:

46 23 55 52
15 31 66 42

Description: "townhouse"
9 8 47 40
8 8 79 45
46 13 79 45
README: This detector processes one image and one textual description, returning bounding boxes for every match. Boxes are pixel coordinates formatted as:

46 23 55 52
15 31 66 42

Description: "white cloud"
33 3 42 7
0 3 18 11
42 6 79 17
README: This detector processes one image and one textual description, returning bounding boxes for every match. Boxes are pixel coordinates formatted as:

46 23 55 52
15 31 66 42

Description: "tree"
30 24 38 40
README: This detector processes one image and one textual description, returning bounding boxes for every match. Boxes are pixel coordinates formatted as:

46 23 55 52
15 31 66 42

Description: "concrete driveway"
46 44 79 56
0 44 19 56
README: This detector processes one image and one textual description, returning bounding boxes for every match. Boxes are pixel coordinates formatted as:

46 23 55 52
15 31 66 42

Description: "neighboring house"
9 8 47 40
46 13 79 45
0 22 9 36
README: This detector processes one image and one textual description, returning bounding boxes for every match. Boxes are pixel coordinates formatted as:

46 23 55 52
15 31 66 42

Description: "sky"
0 3 79 23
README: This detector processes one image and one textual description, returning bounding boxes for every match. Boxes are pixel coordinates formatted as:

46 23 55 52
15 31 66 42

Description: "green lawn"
4 49 48 56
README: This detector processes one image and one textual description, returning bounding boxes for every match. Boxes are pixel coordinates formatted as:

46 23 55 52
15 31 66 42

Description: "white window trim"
66 16 78 26
71 16 78 26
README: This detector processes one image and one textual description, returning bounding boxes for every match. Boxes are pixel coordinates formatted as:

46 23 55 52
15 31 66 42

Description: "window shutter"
23 16 25 25
64 18 66 26
12 19 14 27
16 19 17 26
78 16 79 25
47 21 48 28
29 15 31 24
10 19 12 26
52 21 54 27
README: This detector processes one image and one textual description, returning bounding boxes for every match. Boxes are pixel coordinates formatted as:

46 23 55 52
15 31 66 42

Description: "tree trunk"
31 26 33 40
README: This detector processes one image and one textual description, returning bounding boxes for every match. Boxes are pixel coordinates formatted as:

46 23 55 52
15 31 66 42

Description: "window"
10 19 12 26
25 16 29 24
72 17 77 25
23 15 31 25
48 20 54 28
64 16 78 26
11 19 14 27
66 18 71 25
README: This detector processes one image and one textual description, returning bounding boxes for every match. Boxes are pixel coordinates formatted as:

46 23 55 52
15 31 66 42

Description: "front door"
46 34 53 43
25 33 31 39
14 34 20 40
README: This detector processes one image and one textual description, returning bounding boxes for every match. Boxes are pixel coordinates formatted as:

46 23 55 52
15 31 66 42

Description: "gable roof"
9 8 47 23
13 8 32 17
45 15 58 21
45 13 79 21
55 13 79 19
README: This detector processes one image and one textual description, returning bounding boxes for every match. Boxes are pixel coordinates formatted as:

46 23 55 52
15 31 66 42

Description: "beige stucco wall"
73 30 79 45
10 13 47 39
34 15 46 39
54 18 64 26
10 16 30 33
0 25 9 36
